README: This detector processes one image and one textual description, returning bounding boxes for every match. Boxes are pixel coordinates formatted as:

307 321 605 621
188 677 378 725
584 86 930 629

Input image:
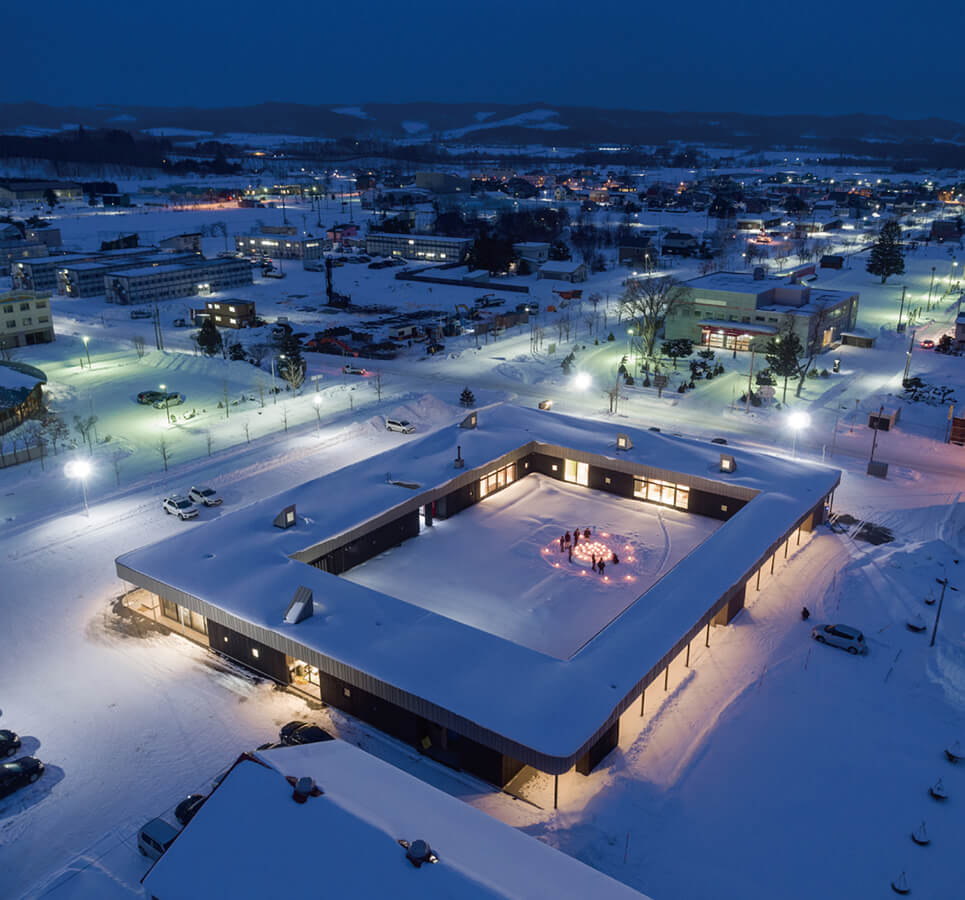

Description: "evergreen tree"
661 338 694 369
460 387 476 408
278 331 304 369
866 220 905 283
197 318 222 357
228 341 246 361
764 331 803 402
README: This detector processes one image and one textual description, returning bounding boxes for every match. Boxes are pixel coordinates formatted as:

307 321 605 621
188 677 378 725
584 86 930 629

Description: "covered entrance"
699 320 777 351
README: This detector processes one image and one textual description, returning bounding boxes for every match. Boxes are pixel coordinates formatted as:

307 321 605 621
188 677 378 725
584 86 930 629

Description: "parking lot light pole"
929 576 958 647
313 395 322 430
82 335 92 369
65 459 91 517
159 383 170 425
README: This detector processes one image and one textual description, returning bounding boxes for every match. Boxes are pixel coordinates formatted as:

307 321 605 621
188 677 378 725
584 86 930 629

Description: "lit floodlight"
572 372 592 391
65 459 92 516
313 395 322 406
64 459 91 480
787 411 811 431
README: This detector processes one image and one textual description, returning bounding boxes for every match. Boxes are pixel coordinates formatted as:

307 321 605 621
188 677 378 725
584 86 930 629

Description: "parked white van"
385 418 415 434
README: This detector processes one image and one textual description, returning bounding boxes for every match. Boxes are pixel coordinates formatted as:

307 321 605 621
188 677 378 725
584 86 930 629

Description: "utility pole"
902 328 917 383
868 404 884 465
897 285 906 331
745 347 756 415
929 576 958 647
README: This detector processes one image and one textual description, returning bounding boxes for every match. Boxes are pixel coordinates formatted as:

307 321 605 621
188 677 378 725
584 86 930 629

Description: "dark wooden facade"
207 619 291 685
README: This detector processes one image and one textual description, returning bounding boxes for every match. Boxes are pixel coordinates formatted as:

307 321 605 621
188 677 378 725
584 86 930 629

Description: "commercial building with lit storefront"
364 232 472 262
664 270 859 352
116 406 838 795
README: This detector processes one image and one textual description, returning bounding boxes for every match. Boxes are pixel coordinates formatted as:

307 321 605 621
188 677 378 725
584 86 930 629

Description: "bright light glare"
788 411 811 431
64 460 92 479
313 395 322 407
573 372 592 390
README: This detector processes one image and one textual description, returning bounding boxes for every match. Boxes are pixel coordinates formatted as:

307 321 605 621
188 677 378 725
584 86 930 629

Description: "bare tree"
206 432 213 456
619 276 692 361
373 371 383 402
20 420 45 469
41 412 69 454
72 414 98 454
157 436 170 472
279 357 305 395
131 335 146 359
243 422 250 444
281 405 289 433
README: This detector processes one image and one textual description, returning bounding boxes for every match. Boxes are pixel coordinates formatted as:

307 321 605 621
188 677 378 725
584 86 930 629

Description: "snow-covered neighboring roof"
116 405 839 764
141 742 650 899
538 260 585 273
0 361 45 393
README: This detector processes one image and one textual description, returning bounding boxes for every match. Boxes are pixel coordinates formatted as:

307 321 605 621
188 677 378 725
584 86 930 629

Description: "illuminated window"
478 463 516 499
563 459 589 486
251 647 260 659
633 477 689 510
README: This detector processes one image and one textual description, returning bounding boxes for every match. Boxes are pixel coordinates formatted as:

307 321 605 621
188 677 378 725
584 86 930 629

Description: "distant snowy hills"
1 101 964 156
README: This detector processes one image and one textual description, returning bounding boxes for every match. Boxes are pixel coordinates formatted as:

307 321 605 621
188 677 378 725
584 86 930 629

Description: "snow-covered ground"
344 474 721 659
0 183 964 899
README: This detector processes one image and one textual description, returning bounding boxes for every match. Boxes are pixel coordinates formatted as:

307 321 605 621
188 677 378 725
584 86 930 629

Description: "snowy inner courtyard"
342 474 722 659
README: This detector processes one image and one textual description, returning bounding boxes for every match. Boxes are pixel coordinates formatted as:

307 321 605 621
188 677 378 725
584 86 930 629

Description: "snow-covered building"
104 257 252 305
117 406 839 793
365 232 472 262
56 252 198 297
11 247 150 292
234 232 324 261
537 260 587 282
141 741 651 899
665 270 859 353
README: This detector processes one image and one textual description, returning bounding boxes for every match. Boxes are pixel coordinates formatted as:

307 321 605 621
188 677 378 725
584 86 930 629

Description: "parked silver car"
162 496 198 520
811 623 868 655
189 486 222 507
138 818 179 860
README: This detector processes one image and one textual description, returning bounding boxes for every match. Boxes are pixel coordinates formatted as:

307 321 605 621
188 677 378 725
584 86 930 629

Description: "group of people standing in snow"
557 527 619 576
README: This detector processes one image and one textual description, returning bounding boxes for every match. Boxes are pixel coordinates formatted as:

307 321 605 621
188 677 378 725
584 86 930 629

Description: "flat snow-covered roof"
142 742 650 899
117 405 839 765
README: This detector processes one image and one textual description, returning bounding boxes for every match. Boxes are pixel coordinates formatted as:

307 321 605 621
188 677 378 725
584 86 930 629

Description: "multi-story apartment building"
0 291 55 349
104 258 252 305
57 252 199 297
364 232 472 262
11 248 149 292
234 232 324 261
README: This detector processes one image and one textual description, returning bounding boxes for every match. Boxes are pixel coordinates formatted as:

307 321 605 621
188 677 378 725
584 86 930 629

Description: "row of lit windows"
479 463 516 498
160 598 208 635
633 477 690 510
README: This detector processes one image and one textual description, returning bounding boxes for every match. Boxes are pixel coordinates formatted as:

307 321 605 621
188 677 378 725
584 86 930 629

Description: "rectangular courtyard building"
234 232 324 261
365 232 472 262
116 406 839 790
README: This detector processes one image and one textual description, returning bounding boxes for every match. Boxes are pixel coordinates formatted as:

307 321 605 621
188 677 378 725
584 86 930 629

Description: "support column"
685 641 691 667
553 774 559 810
664 666 669 691
796 527 801 546
756 567 761 591
770 553 776 575
784 538 790 559
705 621 711 647
639 688 645 717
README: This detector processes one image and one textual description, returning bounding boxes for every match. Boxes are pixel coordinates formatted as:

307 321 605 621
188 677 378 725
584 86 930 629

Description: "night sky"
4 0 961 118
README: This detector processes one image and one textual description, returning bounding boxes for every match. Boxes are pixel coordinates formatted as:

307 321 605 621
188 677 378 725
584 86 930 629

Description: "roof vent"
398 838 439 868
453 444 465 469
284 586 313 624
460 411 477 429
273 504 297 529
288 775 323 803
719 453 736 473
616 433 632 451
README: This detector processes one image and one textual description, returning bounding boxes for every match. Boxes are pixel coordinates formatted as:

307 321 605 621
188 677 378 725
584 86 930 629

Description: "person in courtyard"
568 545 573 562
598 559 606 576
564 531 571 546
612 551 619 565
591 553 597 569
573 531 579 548
584 527 591 539
801 606 810 620
559 535 565 552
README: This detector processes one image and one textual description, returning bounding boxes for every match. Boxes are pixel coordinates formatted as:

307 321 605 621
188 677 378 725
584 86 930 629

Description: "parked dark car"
137 390 166 405
174 793 206 826
279 721 334 746
710 437 728 445
0 757 45 799
0 730 21 758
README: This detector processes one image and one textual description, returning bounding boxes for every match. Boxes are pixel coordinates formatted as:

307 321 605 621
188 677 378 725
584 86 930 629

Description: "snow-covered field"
0 180 964 899
345 475 721 659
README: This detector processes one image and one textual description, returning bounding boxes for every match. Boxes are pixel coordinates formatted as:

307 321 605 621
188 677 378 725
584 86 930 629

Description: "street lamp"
159 383 171 425
949 260 958 293
572 372 592 391
787 410 811 458
82 335 91 369
65 459 91 517
270 357 278 404
313 394 322 430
